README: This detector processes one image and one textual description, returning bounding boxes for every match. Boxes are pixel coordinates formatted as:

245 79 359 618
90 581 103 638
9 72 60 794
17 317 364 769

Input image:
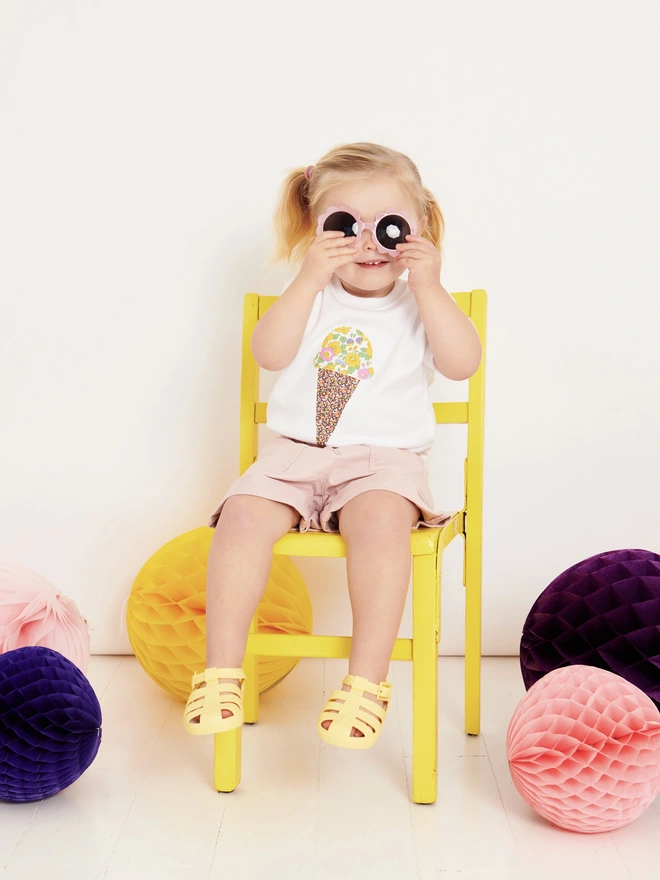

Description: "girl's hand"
395 235 443 297
297 231 359 292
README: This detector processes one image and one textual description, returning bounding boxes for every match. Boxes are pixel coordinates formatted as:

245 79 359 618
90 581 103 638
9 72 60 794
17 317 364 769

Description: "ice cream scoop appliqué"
312 326 374 446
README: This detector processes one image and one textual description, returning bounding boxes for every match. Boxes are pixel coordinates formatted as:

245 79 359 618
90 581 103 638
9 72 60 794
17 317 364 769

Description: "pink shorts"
208 435 453 533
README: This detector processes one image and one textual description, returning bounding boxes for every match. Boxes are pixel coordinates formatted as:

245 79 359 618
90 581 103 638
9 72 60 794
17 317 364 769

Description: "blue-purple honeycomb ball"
0 646 102 802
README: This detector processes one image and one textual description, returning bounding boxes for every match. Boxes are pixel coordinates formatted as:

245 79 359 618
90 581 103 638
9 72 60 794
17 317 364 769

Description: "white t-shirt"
265 273 439 459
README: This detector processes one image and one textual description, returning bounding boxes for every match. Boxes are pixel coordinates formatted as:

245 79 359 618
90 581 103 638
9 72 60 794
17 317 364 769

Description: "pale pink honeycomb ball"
506 665 660 833
0 562 90 673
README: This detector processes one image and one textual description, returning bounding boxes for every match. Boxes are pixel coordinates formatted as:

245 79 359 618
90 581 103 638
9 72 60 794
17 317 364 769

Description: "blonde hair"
270 141 445 266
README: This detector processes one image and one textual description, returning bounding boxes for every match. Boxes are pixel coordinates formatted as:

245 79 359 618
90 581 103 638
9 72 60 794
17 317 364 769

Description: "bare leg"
323 490 419 736
188 494 300 723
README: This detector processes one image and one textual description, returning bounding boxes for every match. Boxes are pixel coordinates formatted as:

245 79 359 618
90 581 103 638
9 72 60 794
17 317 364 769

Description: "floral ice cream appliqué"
312 326 374 445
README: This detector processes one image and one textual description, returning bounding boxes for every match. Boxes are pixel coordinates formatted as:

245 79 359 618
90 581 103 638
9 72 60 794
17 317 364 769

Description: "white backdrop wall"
1 2 659 656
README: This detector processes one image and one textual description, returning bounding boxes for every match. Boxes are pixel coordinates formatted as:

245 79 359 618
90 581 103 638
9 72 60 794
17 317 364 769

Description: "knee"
339 494 419 543
214 496 264 537
214 495 297 542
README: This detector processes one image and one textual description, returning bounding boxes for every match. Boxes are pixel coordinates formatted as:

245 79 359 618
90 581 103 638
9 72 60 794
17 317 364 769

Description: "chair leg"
412 553 439 804
213 615 261 793
243 645 260 724
464 533 481 736
214 727 241 792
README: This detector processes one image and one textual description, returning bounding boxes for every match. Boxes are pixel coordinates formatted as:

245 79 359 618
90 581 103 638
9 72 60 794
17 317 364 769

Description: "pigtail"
421 185 446 253
269 167 316 266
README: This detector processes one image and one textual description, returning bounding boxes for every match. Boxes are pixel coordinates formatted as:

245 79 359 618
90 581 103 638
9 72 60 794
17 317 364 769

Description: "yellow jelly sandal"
183 666 246 736
317 673 392 750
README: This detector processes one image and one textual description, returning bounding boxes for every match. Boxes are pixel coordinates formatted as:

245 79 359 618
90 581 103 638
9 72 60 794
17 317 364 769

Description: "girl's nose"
355 228 376 247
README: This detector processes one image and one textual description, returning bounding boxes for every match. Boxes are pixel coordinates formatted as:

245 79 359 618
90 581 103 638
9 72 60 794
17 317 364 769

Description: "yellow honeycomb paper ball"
126 527 312 701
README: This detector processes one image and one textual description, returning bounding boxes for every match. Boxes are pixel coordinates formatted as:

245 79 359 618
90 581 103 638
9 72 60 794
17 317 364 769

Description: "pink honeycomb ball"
506 665 660 833
0 562 90 674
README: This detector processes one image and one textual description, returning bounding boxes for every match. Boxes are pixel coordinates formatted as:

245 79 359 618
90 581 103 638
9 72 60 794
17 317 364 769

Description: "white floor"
1 656 658 880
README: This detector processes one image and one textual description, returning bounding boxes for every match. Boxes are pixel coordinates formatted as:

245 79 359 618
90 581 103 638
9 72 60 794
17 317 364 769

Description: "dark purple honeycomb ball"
0 645 102 802
520 548 660 708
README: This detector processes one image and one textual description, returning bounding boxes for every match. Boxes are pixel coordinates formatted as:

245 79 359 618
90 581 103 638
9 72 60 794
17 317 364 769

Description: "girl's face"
316 174 427 298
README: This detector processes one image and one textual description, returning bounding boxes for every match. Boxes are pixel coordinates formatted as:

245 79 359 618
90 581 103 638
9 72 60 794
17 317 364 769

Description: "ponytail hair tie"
305 165 315 180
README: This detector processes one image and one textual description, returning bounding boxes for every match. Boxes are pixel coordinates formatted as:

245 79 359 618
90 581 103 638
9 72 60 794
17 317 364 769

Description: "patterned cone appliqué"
315 370 359 446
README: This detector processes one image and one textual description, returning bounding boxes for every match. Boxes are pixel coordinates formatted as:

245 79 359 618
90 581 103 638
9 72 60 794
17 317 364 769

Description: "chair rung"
246 633 413 661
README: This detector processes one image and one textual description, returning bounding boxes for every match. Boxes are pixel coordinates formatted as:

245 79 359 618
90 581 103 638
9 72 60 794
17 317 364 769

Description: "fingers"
400 235 433 246
317 230 349 244
396 236 434 252
396 245 433 261
326 241 358 254
395 250 424 261
396 243 427 256
331 247 359 256
317 230 357 243
319 235 357 251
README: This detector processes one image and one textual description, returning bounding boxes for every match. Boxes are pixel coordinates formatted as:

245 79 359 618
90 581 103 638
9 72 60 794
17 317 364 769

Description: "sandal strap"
322 713 379 738
319 690 387 738
191 667 246 687
188 680 243 703
320 694 387 725
342 673 392 703
184 670 247 732
185 689 241 719
184 677 245 721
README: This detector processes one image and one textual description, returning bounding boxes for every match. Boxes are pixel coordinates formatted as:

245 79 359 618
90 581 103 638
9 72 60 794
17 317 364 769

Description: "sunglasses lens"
322 211 358 237
375 214 411 249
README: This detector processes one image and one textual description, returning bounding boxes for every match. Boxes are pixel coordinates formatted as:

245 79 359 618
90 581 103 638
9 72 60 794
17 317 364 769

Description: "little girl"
184 141 482 749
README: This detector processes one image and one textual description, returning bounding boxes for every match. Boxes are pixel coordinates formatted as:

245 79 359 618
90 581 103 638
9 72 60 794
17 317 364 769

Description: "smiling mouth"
356 260 388 267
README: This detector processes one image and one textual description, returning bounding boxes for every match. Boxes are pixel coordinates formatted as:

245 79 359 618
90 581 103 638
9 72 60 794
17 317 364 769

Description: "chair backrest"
238 289 486 525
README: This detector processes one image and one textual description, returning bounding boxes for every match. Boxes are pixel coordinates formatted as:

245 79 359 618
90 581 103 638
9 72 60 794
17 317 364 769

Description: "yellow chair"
213 289 487 804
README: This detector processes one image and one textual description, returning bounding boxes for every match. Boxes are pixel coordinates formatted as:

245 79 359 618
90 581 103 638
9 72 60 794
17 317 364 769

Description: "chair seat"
271 510 464 558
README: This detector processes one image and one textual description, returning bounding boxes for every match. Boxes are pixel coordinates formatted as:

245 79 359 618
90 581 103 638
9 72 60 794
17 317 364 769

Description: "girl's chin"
337 275 400 297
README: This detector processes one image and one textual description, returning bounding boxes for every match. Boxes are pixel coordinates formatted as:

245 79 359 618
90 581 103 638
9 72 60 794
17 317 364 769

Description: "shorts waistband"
281 435 326 448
